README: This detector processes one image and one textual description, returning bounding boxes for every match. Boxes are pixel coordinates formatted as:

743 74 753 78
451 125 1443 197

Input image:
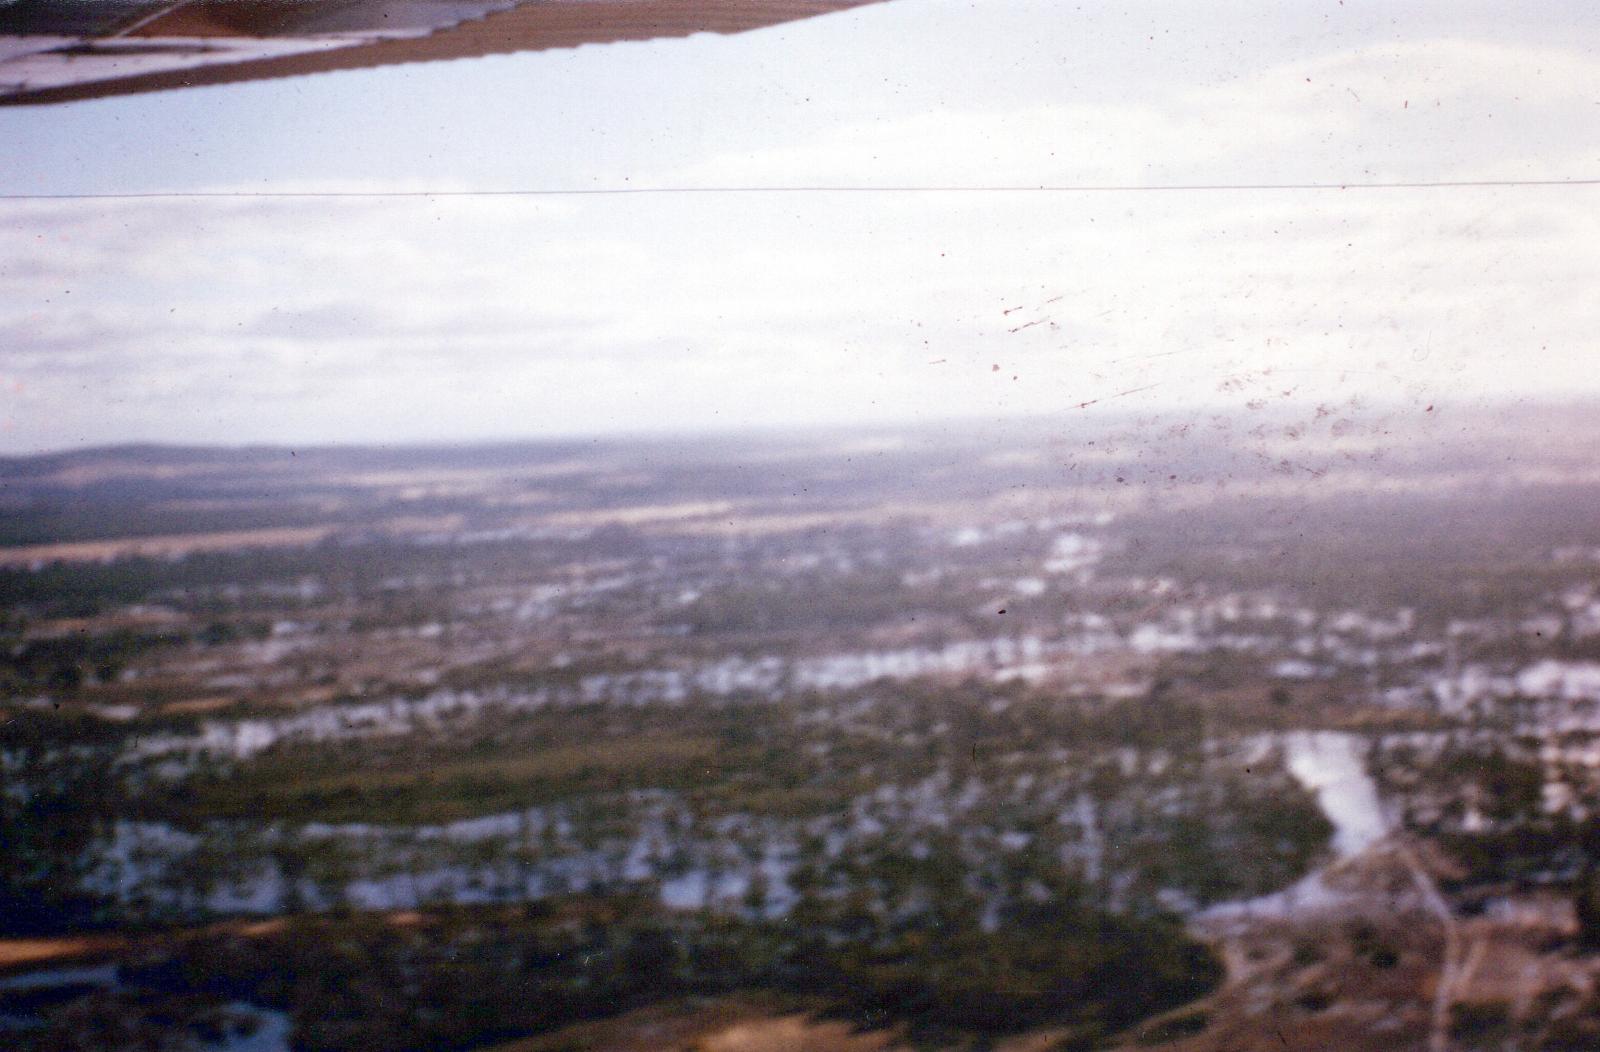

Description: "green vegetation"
1577 867 1600 952
137 686 1333 917
1345 920 1400 969
1435 821 1589 888
25 428 1595 1049
181 733 731 825
0 626 187 693
16 889 1218 1052
1450 1001 1513 1044
0 711 131 934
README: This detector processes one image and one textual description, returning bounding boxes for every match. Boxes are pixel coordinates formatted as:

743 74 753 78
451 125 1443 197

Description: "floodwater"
0 964 291 1051
1281 730 1391 858
4 728 1382 1042
1205 731 1391 920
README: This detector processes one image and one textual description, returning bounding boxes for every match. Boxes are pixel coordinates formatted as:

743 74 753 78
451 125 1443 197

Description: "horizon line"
3 394 1594 462
6 177 1600 201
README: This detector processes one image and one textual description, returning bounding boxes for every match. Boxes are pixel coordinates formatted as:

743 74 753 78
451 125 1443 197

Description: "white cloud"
3 20 1599 452
677 38 1600 188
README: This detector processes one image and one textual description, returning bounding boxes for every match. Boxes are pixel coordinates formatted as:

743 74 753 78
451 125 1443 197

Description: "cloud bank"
2 5 1597 451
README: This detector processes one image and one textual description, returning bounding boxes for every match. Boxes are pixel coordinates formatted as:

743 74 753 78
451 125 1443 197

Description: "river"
1204 730 1391 920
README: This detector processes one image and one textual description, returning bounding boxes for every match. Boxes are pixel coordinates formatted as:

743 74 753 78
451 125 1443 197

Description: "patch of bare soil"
486 997 906 1052
0 936 125 975
1122 843 1600 1052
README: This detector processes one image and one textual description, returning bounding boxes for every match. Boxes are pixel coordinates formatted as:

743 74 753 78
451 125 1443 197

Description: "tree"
1576 863 1600 952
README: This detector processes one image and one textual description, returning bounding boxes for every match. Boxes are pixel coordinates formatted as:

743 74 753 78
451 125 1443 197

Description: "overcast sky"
2 0 1598 453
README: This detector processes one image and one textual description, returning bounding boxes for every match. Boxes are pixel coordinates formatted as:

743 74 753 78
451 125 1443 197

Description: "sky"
2 0 1599 453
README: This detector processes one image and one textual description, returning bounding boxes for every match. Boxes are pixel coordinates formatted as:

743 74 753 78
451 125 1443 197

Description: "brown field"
157 696 241 716
0 513 466 567
0 526 335 567
23 608 194 642
0 936 125 975
543 501 739 529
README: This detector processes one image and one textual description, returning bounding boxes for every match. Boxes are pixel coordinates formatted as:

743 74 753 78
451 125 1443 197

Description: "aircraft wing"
0 0 883 105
